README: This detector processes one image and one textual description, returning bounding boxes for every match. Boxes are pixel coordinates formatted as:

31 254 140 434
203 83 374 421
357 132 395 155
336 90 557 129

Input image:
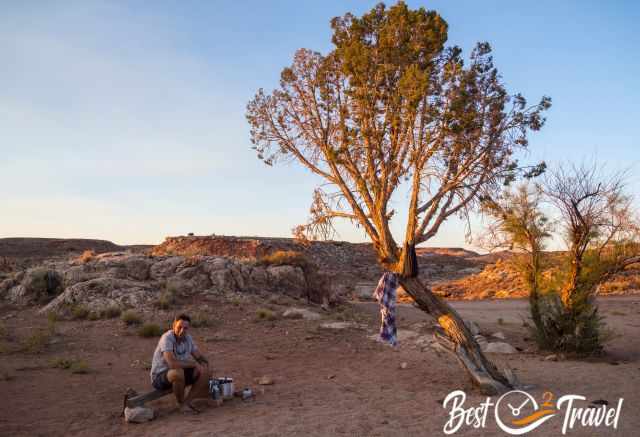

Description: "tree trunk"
399 276 513 395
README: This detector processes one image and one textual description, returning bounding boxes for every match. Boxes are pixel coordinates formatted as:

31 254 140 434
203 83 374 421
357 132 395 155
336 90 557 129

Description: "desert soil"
1 296 639 437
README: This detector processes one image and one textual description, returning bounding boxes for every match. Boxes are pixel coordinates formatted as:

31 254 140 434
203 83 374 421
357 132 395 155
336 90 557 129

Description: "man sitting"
150 313 212 413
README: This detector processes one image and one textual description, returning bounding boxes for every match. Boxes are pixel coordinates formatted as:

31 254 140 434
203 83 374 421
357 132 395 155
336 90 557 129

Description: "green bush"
121 310 142 326
138 323 163 338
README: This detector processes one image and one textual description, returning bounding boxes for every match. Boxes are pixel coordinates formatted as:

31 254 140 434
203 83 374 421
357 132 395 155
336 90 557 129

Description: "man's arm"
191 348 209 365
162 351 198 369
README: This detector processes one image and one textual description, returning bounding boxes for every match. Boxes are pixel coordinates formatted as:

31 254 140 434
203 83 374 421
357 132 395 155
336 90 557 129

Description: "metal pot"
217 377 234 399
208 378 221 400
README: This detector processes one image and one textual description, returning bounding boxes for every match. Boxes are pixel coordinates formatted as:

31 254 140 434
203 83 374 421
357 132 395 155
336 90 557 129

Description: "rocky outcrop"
0 250 329 315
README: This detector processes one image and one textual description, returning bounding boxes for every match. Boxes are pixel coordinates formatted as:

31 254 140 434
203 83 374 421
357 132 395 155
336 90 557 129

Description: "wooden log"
125 388 172 408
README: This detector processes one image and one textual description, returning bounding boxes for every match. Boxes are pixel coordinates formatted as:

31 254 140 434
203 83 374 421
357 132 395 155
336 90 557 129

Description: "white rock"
483 342 517 354
124 406 154 423
397 330 420 341
282 308 321 320
491 332 506 340
321 322 358 330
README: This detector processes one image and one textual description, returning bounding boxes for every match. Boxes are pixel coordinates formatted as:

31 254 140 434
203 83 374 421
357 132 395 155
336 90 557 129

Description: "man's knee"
167 368 185 383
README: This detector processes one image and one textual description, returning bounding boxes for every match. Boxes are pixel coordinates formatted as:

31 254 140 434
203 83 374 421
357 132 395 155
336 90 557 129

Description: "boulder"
39 277 154 315
201 257 229 273
64 265 98 287
172 266 211 294
483 342 517 354
6 268 63 305
248 267 269 291
123 257 152 281
124 406 154 423
282 308 321 320
149 257 184 280
321 322 360 330
266 265 307 299
491 331 506 340
209 269 238 293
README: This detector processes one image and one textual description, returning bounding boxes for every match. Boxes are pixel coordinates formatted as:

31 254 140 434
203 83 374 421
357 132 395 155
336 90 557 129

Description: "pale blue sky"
1 1 638 249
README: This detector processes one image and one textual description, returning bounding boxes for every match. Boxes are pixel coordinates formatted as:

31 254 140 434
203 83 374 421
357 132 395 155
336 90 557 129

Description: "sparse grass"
255 308 277 321
50 357 91 374
230 297 242 306
22 329 53 353
497 317 505 325
99 305 121 319
333 305 364 323
121 310 142 326
0 322 7 354
50 357 74 369
78 249 96 264
165 279 181 297
191 311 213 328
71 304 90 320
70 360 90 374
138 323 163 338
46 311 58 324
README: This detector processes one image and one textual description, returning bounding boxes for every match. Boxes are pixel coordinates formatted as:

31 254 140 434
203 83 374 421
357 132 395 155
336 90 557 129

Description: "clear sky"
1 1 638 249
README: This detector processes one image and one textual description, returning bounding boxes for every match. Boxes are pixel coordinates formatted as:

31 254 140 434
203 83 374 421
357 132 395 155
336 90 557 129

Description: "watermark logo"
443 389 623 435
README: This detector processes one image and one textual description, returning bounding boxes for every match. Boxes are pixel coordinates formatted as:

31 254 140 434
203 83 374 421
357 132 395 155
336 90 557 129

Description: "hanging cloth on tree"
373 272 398 346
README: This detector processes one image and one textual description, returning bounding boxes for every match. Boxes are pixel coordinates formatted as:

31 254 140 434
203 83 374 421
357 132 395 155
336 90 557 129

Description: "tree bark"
398 276 513 395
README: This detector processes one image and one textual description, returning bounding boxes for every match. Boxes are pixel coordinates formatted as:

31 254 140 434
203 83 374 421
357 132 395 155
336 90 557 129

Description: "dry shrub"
71 305 90 320
255 308 277 321
156 290 177 310
99 305 121 319
259 250 309 268
138 323 163 337
22 329 52 353
121 310 142 326
78 250 96 264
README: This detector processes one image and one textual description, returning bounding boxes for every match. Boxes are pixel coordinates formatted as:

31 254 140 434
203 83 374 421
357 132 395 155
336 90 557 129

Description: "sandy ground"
1 295 639 437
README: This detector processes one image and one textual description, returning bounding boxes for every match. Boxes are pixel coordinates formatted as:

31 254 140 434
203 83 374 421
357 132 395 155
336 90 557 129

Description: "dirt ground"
1 295 639 437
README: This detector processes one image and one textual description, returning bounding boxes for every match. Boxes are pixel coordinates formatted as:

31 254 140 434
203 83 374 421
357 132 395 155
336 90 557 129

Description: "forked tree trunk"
399 276 513 395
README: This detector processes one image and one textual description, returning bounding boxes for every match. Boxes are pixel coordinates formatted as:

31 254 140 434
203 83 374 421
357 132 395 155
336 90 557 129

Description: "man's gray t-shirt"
150 330 199 382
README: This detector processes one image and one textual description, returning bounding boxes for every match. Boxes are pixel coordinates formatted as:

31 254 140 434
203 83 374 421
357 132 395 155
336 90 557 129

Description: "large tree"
247 2 550 394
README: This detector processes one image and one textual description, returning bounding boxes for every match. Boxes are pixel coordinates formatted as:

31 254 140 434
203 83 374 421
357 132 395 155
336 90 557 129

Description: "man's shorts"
152 367 197 390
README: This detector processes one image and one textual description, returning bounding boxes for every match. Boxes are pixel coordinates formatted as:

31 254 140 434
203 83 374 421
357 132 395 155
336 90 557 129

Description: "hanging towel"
373 272 398 346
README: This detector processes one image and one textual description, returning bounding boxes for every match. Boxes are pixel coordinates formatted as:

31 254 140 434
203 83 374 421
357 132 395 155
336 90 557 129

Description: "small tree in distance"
482 164 640 355
480 184 552 342
247 2 550 394
542 162 640 353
